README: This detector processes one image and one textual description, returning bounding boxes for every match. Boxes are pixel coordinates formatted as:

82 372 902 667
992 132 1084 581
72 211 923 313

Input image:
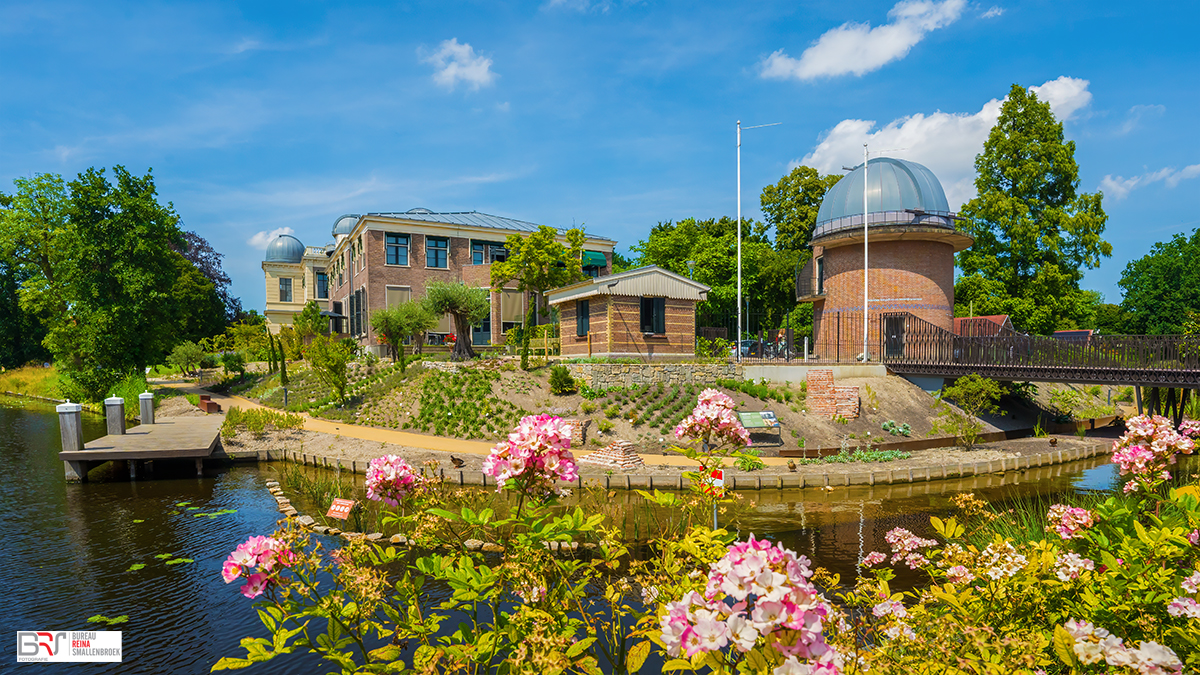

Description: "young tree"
931 374 1006 450
306 335 353 403
221 351 247 379
293 300 327 339
423 282 490 362
955 84 1111 334
168 341 204 375
266 332 278 374
491 226 587 369
371 301 437 371
760 166 843 251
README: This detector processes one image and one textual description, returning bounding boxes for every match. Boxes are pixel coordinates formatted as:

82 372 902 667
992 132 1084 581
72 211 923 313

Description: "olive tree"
423 282 490 361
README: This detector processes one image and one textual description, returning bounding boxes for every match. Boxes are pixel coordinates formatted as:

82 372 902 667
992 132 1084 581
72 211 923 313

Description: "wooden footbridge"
878 312 1200 389
58 394 224 481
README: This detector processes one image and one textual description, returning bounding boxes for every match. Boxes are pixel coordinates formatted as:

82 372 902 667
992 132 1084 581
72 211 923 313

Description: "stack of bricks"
563 419 591 448
578 440 646 471
805 369 860 419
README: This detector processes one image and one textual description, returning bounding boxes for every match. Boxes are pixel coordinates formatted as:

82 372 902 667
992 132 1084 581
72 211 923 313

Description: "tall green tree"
1118 227 1200 334
0 173 71 325
371 301 437 370
423 282 490 362
490 225 586 368
760 166 843 251
46 167 185 399
0 258 49 368
171 252 227 343
955 84 1111 335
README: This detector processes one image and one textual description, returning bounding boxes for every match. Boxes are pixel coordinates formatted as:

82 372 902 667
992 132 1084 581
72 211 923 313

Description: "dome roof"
265 234 306 263
331 214 359 237
814 157 953 240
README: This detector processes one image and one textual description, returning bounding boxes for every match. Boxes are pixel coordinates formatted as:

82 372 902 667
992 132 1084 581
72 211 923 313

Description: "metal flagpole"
862 143 870 362
736 120 782 362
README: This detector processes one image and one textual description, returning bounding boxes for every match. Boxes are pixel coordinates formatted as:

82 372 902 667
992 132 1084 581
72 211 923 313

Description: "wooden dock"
59 415 224 481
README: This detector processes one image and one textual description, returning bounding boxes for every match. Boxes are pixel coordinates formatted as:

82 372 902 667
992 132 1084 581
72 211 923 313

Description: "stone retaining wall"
261 441 1111 492
565 362 741 390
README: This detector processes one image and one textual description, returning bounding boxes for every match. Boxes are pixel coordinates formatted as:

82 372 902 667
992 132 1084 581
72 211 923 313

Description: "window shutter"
654 297 666 334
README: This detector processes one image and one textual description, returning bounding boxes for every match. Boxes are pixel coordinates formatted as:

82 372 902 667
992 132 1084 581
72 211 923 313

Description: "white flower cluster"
977 541 1028 580
1054 552 1095 582
1064 619 1182 675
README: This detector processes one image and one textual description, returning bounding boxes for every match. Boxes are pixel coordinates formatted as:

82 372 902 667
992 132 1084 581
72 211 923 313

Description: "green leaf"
154 553 173 559
662 658 695 671
164 558 194 565
176 502 191 507
87 615 129 625
626 641 651 673
211 656 255 670
132 519 144 523
1053 625 1077 667
126 563 146 572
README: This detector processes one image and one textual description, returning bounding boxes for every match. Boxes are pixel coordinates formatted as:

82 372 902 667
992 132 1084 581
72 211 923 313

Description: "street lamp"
737 120 781 362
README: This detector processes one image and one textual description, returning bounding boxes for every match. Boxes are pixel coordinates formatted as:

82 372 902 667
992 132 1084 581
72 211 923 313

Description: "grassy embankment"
0 366 62 399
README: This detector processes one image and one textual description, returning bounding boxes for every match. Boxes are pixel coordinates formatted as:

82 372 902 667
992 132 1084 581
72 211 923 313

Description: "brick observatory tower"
796 157 973 360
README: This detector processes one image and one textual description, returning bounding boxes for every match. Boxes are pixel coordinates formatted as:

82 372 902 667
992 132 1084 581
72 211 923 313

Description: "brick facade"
323 219 613 353
806 369 860 419
811 239 954 355
560 296 697 359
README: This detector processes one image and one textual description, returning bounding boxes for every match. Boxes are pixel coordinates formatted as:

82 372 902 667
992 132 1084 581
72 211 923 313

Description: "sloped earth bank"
222 427 1104 480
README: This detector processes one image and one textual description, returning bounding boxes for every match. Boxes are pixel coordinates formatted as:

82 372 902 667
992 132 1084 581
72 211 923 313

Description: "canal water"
0 398 1131 673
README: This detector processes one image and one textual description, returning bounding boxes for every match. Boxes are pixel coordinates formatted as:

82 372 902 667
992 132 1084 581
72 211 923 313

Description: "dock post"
129 461 139 480
59 402 87 482
195 458 204 477
139 391 155 424
104 396 126 435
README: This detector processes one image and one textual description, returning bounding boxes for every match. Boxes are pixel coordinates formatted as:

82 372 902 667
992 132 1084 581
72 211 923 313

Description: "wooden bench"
198 394 221 414
737 411 783 446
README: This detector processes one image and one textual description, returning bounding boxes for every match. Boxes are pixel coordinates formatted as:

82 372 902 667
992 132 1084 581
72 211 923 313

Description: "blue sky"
2 0 1197 313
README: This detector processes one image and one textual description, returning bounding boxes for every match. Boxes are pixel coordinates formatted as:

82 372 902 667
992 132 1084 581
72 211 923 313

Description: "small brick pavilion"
547 265 710 360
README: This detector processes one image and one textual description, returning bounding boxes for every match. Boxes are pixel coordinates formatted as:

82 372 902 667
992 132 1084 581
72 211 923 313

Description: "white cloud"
420 38 496 91
248 227 295 249
797 76 1092 208
759 0 966 81
1118 104 1166 135
980 6 1004 18
1101 164 1200 200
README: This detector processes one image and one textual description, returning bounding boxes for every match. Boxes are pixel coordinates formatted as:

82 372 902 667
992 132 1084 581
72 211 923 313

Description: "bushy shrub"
548 365 576 395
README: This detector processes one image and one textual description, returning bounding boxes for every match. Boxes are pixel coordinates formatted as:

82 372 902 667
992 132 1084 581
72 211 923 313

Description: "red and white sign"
702 468 725 496
326 498 356 520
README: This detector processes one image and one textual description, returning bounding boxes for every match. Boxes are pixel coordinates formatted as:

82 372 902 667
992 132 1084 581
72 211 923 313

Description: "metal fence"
879 311 1200 387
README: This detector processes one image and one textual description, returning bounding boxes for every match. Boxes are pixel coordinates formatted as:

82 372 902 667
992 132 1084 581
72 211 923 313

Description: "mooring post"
195 458 204 477
139 391 155 424
59 401 87 482
104 396 126 435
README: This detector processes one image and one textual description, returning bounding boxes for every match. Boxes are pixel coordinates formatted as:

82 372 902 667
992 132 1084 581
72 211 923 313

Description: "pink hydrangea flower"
483 415 578 500
1189 530 1200 546
240 572 270 599
659 534 837 669
365 454 424 506
1054 552 1095 582
946 565 975 584
1046 504 1094 540
1167 597 1200 619
883 527 937 569
221 534 296 599
862 552 886 567
872 599 906 618
674 388 752 449
1112 415 1195 493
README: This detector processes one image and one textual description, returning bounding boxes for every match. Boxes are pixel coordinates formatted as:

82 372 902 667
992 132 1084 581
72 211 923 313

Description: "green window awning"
582 251 607 267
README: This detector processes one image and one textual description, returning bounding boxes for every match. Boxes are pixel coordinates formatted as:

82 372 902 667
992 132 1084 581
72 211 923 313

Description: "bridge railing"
877 312 1200 376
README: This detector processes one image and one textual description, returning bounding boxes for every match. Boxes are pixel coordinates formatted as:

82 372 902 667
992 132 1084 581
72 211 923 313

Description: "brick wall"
805 368 859 419
813 239 955 355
